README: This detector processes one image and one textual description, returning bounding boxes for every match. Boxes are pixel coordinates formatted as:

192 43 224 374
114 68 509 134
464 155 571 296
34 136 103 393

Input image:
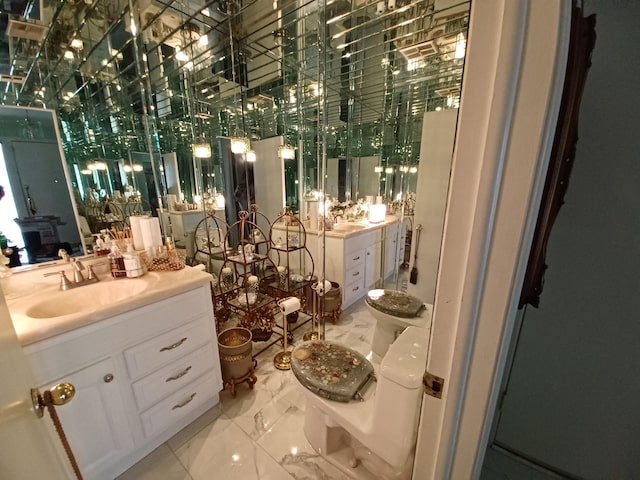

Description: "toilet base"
303 403 413 480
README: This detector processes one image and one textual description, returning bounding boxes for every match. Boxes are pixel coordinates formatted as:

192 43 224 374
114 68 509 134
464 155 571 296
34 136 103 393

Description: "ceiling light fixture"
193 137 212 158
278 144 295 160
230 136 249 154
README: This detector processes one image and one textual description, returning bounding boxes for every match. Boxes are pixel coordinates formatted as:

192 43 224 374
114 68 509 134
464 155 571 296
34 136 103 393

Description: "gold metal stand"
274 300 293 370
303 287 319 341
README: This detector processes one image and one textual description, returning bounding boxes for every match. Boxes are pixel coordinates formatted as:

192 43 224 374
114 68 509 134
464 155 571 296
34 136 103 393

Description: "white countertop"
272 215 400 239
3 263 213 346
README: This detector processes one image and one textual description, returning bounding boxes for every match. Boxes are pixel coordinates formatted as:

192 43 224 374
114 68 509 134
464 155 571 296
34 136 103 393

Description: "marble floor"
117 267 557 480
117 297 378 480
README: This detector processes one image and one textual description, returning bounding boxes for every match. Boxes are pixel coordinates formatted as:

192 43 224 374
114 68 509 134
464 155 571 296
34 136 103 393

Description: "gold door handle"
31 383 76 418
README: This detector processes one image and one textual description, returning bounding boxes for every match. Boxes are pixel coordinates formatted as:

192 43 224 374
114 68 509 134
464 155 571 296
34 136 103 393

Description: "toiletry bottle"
123 244 144 278
109 245 126 278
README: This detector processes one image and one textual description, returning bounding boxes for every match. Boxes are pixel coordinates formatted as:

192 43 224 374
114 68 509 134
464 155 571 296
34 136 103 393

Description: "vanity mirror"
1 0 469 292
0 106 86 264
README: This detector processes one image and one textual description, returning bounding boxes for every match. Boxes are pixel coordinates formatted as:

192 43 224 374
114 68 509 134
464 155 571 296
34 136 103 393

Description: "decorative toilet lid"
291 340 375 403
365 289 426 318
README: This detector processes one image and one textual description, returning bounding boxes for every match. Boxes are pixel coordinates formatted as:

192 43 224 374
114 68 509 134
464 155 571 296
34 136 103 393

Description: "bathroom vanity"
328 221 405 309
4 263 221 480
303 218 405 310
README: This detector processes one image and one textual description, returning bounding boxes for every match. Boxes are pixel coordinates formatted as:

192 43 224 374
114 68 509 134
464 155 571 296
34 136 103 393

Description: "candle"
222 267 231 274
277 266 285 273
248 275 259 284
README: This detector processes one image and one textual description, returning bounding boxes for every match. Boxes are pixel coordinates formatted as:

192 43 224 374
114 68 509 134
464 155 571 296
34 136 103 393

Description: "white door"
411 1 572 479
0 291 70 479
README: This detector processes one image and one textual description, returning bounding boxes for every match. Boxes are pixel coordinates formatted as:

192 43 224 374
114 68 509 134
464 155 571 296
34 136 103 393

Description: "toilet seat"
291 341 375 403
366 289 426 320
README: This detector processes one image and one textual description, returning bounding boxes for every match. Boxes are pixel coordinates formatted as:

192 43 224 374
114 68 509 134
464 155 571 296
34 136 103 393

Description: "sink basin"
25 279 149 319
333 223 367 232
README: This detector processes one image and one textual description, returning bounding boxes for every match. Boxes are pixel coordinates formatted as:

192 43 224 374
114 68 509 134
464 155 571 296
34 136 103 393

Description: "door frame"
413 1 572 478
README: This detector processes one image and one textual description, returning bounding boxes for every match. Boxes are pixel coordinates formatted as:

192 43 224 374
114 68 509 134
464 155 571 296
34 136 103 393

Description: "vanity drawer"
131 344 217 410
124 318 211 379
140 373 220 439
345 249 365 271
343 276 365 308
345 264 365 284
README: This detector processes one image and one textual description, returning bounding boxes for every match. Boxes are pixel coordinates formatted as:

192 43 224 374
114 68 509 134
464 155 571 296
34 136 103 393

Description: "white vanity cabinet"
325 229 383 309
169 210 207 246
382 221 405 280
24 284 222 480
40 356 134 477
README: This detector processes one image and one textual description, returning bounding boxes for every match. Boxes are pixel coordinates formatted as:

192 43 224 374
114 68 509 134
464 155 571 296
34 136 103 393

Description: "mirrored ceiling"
1 0 468 217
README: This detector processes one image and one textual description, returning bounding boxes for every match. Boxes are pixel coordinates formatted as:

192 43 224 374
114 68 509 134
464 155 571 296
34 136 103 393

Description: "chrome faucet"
44 250 101 290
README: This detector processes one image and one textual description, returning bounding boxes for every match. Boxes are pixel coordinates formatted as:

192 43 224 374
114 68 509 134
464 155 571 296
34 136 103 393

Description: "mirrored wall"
2 0 469 274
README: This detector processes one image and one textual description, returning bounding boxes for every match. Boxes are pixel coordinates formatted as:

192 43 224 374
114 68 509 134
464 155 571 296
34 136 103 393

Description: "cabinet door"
365 241 382 288
43 357 134 478
384 234 397 279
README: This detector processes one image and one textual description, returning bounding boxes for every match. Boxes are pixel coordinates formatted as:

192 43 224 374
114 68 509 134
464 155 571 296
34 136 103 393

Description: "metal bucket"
322 281 342 312
217 327 253 381
319 281 342 324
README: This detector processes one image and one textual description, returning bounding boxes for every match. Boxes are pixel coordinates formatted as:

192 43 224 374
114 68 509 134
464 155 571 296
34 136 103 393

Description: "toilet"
365 289 432 360
291 326 430 480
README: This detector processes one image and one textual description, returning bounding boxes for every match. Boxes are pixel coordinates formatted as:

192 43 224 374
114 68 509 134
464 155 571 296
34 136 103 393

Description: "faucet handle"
86 265 100 281
44 271 74 290
58 249 70 262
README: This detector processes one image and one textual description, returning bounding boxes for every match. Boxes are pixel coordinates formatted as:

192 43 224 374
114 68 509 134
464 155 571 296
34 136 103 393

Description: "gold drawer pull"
172 393 196 410
352 271 360 277
353 256 360 261
160 337 187 352
352 286 359 292
166 366 192 382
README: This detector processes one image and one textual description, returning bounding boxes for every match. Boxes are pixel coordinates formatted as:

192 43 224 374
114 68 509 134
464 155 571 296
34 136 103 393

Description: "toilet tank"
380 326 430 388
372 326 431 468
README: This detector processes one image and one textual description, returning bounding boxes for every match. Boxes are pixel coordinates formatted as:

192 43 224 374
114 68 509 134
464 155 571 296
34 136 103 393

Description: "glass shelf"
226 293 275 313
271 245 304 253
264 278 310 296
226 252 269 265
213 283 240 296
